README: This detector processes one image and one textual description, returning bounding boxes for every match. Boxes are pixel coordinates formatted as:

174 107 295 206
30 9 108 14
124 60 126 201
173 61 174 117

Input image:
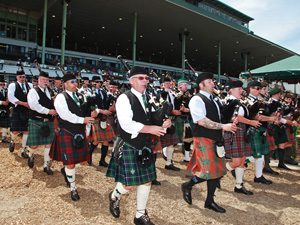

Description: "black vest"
14 82 30 112
192 93 222 141
118 91 152 149
0 89 9 112
29 87 54 120
59 92 85 134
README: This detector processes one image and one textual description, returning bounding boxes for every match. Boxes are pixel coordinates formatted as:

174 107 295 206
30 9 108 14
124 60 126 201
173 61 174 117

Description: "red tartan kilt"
286 126 295 145
160 132 179 148
266 129 277 151
53 116 59 131
90 120 115 142
49 129 89 165
186 137 226 180
224 123 251 158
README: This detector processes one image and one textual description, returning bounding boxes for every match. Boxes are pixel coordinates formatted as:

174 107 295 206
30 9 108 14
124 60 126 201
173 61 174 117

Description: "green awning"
241 55 300 83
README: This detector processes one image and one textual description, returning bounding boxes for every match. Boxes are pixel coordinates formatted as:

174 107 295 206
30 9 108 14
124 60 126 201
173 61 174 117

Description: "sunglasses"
70 79 78 84
0 83 5 86
135 76 149 81
19 75 26 78
252 86 261 90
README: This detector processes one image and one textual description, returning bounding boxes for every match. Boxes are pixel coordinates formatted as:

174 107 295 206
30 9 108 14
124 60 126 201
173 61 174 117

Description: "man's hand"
48 109 57 116
84 117 95 124
250 120 261 128
222 123 237 133
1 100 9 106
101 109 112 116
91 110 98 118
148 126 167 136
172 109 181 116
162 118 172 129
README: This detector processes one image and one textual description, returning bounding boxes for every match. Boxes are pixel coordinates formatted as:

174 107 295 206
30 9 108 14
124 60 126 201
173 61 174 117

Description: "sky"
220 0 300 54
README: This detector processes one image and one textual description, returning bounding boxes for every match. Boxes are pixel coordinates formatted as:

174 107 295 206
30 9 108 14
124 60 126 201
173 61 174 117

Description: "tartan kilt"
175 117 184 142
273 125 288 145
224 123 251 158
266 129 277 151
285 125 296 145
186 137 226 180
248 126 269 158
0 116 10 128
26 119 55 146
106 143 156 186
10 109 29 132
49 129 89 165
53 116 59 131
160 132 179 147
89 120 115 142
107 115 118 136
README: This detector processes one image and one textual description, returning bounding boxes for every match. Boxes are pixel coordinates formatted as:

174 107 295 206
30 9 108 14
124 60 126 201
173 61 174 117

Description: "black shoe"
87 154 92 166
21 148 30 159
278 163 291 170
109 191 120 218
9 142 15 152
71 189 80 201
61 168 70 187
151 179 161 186
27 155 34 168
284 158 299 165
1 138 9 143
165 164 180 171
254 176 272 185
204 201 226 213
181 182 192 205
99 160 108 167
134 210 154 225
43 166 54 175
263 167 279 176
231 170 236 178
234 185 254 195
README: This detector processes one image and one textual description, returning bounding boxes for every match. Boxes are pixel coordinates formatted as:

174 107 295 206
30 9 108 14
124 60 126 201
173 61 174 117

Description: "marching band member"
0 75 10 143
50 72 95 201
106 66 171 225
26 71 57 174
181 72 237 213
8 70 33 158
223 80 261 195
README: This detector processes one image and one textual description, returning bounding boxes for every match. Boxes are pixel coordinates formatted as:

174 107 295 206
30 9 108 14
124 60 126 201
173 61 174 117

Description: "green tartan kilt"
106 143 156 186
273 125 288 145
26 119 55 146
248 126 269 158
175 117 184 142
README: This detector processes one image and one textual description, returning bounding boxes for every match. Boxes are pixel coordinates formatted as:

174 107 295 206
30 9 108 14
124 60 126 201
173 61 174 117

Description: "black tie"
210 95 214 102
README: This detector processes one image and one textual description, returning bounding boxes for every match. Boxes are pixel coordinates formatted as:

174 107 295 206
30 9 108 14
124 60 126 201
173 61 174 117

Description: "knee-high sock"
135 184 151 218
264 153 271 168
65 167 76 191
206 178 219 204
278 148 285 165
1 128 8 139
166 146 174 166
112 182 129 200
226 162 234 171
22 134 28 148
255 156 264 178
284 147 292 160
235 167 244 188
44 147 51 167
100 145 108 162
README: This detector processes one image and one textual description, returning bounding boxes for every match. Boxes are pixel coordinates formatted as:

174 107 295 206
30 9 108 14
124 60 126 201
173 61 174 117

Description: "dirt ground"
0 140 300 225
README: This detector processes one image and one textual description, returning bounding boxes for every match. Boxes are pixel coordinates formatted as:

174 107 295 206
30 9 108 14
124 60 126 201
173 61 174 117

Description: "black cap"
129 66 148 78
161 74 172 83
62 72 76 83
16 70 25 76
54 76 61 80
39 71 49 78
247 80 261 88
92 76 101 81
82 77 89 81
0 75 5 83
196 72 214 84
226 80 243 89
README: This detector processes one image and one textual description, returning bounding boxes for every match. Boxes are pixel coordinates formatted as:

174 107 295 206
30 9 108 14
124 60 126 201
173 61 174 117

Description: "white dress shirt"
27 86 52 115
8 81 33 106
116 88 146 139
54 90 84 124
189 90 221 123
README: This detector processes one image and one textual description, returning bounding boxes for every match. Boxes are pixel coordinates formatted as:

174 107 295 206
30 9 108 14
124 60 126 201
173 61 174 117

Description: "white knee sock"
226 162 234 171
184 150 190 161
255 156 264 178
44 147 51 167
136 184 151 218
22 134 28 148
166 146 174 166
112 182 129 200
65 167 76 191
235 167 244 188
1 128 7 139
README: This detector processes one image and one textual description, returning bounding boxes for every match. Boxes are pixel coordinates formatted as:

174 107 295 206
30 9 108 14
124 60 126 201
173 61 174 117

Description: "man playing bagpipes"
0 75 10 143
